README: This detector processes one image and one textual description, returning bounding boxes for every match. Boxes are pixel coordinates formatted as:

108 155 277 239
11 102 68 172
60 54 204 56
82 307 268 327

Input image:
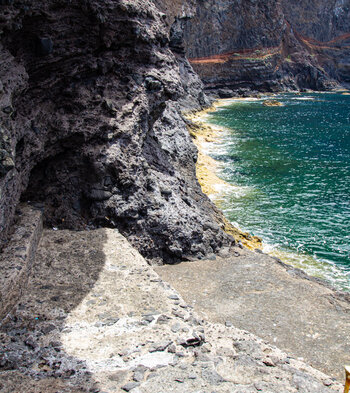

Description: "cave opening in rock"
20 150 99 230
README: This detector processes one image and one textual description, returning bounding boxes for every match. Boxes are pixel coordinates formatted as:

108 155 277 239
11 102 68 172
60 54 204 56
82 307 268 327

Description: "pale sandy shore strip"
185 102 263 250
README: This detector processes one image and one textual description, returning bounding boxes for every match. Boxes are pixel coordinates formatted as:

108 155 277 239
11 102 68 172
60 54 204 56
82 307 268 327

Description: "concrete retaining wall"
0 204 43 322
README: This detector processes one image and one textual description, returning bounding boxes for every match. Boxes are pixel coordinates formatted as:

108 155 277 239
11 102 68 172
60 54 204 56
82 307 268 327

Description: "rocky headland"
1 0 350 392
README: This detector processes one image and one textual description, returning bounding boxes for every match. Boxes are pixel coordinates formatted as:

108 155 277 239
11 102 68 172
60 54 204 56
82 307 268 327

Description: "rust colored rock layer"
184 0 349 92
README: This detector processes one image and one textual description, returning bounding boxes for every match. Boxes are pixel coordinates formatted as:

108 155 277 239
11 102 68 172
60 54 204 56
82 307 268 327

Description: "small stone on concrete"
143 315 155 323
133 371 144 382
121 382 140 392
263 358 276 367
156 314 170 324
323 379 333 386
167 344 176 353
171 323 181 333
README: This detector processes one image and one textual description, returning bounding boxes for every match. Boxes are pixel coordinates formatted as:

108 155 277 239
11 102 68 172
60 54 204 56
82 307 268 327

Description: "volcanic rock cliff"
282 0 350 86
184 0 350 93
1 0 349 266
0 0 234 264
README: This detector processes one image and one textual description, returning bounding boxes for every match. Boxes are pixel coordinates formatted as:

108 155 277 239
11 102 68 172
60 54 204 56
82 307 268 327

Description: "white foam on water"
218 97 265 104
290 97 315 101
202 94 350 292
230 221 244 232
262 242 349 291
197 117 254 200
201 141 229 156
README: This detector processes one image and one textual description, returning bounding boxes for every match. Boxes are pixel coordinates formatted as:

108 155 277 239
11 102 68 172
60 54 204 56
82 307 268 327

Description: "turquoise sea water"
206 93 350 291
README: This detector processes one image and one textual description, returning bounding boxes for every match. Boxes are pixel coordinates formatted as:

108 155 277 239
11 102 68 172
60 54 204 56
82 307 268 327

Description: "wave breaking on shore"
187 98 350 292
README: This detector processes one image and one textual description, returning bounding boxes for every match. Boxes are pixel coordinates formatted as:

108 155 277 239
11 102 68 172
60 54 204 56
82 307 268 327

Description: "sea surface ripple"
206 93 350 291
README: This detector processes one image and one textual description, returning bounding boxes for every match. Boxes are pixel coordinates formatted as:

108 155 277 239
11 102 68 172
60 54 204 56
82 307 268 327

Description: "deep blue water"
206 93 350 290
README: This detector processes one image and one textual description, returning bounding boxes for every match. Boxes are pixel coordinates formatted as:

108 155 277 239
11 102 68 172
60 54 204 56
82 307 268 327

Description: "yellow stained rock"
185 107 262 250
263 100 283 107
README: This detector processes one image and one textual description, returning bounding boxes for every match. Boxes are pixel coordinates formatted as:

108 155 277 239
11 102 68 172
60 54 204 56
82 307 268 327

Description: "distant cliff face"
154 0 196 23
282 0 350 85
184 0 285 58
282 0 350 41
0 0 234 263
183 0 350 92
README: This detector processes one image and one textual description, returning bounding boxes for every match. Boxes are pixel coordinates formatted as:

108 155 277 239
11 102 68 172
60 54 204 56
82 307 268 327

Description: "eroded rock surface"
0 0 233 264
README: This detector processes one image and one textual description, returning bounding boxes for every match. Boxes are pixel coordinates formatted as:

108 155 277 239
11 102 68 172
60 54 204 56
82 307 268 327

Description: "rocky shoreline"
167 98 350 381
0 105 349 393
185 95 350 285
185 103 263 250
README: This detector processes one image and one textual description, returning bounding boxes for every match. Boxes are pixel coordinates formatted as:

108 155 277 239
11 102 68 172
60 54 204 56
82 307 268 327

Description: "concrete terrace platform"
156 248 350 382
0 229 344 392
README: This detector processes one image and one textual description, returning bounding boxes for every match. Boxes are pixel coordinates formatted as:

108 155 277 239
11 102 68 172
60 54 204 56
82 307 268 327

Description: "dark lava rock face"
0 0 233 263
2 0 348 264
282 0 350 86
183 0 346 92
282 0 350 42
